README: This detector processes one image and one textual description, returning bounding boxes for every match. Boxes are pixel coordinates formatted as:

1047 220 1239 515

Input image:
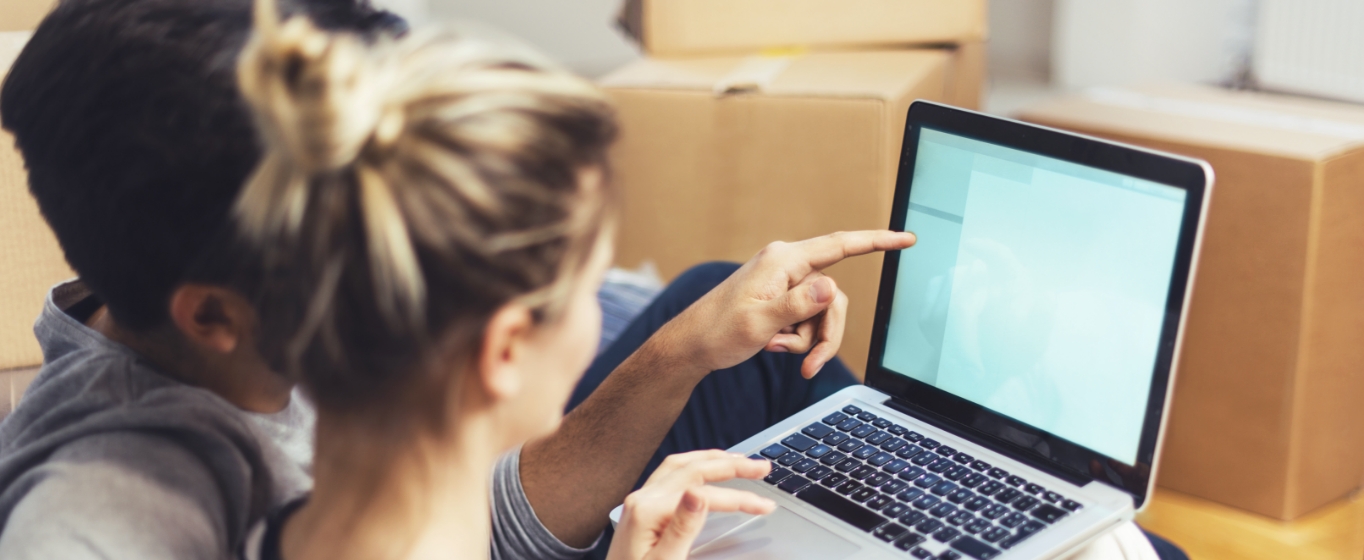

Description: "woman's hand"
606 451 778 560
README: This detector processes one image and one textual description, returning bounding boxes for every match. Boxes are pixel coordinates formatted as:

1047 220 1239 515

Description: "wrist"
636 316 712 383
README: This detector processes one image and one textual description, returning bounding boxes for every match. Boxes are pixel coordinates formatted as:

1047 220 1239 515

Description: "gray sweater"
0 281 590 559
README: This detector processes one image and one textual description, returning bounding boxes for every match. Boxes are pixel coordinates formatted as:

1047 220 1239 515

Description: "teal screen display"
882 128 1187 464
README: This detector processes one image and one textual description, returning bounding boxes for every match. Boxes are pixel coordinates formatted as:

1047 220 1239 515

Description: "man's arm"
520 231 917 547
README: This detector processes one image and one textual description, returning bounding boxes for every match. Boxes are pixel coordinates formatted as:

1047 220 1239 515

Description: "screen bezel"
865 101 1209 508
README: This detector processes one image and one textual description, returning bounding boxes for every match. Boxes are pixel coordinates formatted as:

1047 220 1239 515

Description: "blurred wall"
989 0 1053 82
422 0 639 77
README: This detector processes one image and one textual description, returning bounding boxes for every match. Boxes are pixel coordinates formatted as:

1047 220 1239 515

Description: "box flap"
1020 85 1364 161
600 49 950 101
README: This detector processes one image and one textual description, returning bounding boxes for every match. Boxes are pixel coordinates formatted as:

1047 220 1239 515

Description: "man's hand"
606 451 775 560
667 230 917 378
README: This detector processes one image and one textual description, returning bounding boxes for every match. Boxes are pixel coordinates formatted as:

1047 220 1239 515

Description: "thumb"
772 275 836 325
648 491 709 560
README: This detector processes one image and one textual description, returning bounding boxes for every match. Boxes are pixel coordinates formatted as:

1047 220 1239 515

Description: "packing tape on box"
713 49 805 96
1085 87 1364 141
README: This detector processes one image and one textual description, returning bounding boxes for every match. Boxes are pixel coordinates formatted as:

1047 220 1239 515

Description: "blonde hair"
233 0 616 413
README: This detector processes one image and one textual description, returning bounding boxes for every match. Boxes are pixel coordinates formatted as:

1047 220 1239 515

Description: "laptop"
612 101 1213 559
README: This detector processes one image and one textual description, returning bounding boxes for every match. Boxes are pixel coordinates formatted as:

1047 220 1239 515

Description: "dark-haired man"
0 0 899 558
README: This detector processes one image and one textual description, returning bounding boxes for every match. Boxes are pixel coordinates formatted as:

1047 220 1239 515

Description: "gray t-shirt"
0 281 590 559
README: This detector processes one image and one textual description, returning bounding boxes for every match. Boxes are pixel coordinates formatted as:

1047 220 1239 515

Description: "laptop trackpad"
690 506 860 559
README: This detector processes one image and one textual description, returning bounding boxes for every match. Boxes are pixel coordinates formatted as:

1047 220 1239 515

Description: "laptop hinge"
883 397 1089 486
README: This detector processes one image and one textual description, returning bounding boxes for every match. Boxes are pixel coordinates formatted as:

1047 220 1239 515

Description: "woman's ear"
476 303 535 403
168 285 256 355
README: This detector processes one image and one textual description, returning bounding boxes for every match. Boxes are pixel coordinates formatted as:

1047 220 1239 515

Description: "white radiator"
1255 0 1364 103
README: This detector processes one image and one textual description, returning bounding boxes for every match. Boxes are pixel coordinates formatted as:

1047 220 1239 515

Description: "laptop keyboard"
752 405 1085 559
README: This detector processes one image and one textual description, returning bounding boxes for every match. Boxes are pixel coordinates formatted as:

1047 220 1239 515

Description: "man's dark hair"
0 0 405 330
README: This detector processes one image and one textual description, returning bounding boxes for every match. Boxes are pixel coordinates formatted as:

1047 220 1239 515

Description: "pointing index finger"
788 230 917 277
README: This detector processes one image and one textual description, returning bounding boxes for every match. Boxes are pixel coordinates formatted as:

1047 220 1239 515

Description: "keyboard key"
898 466 927 481
777 453 802 466
792 459 818 473
1019 520 1046 536
821 473 847 487
874 523 910 542
915 518 944 534
853 446 879 460
999 531 1037 550
794 484 886 532
857 411 878 422
980 526 1010 543
837 440 863 452
850 487 877 503
888 425 909 436
947 511 974 526
850 465 876 480
963 496 990 511
1024 483 1044 495
836 480 862 495
980 504 1008 520
910 547 934 558
1000 512 1027 528
759 444 788 459
748 454 766 462
842 405 862 415
865 431 891 445
934 527 962 542
851 424 877 438
961 473 987 488
1006 476 1027 487
940 550 963 560
945 465 970 481
820 451 847 466
912 452 940 466
964 518 991 534
899 510 928 527
914 474 943 488
883 459 910 473
802 423 835 439
806 466 834 481
895 533 926 550
883 502 910 518
897 445 925 459
931 481 959 496
977 481 1003 496
897 488 926 502
881 438 908 452
778 475 812 493
837 418 863 432
937 445 958 457
782 434 818 451
805 444 832 458
913 495 940 510
835 460 859 473
823 432 850 446
1062 499 1083 511
971 460 991 472
865 473 891 487
1043 491 1062 503
994 488 1022 504
1012 496 1040 511
921 439 941 450
906 431 925 442
988 468 1008 479
883 480 909 495
928 458 953 473
929 503 957 518
764 467 793 485
951 536 1002 559
872 418 893 429
948 489 974 504
1031 504 1067 523
866 494 892 511
955 453 974 464
822 412 849 425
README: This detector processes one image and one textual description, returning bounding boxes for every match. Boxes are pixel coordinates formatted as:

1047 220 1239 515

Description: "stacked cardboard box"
603 1 987 373
0 0 51 32
1021 85 1364 521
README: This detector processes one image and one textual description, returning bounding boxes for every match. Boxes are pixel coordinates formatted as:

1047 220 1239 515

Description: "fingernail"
904 232 917 244
809 278 833 304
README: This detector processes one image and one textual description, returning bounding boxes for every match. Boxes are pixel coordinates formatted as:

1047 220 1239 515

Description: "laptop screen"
879 128 1188 465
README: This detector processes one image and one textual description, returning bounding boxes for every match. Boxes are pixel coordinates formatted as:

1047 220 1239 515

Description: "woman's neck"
282 408 503 560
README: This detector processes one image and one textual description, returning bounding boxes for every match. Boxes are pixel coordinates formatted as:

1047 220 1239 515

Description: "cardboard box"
1020 85 1364 520
617 0 987 56
0 31 72 372
602 49 972 375
0 0 52 32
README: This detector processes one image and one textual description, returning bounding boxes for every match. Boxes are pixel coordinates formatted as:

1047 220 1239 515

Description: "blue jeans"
577 262 1186 560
